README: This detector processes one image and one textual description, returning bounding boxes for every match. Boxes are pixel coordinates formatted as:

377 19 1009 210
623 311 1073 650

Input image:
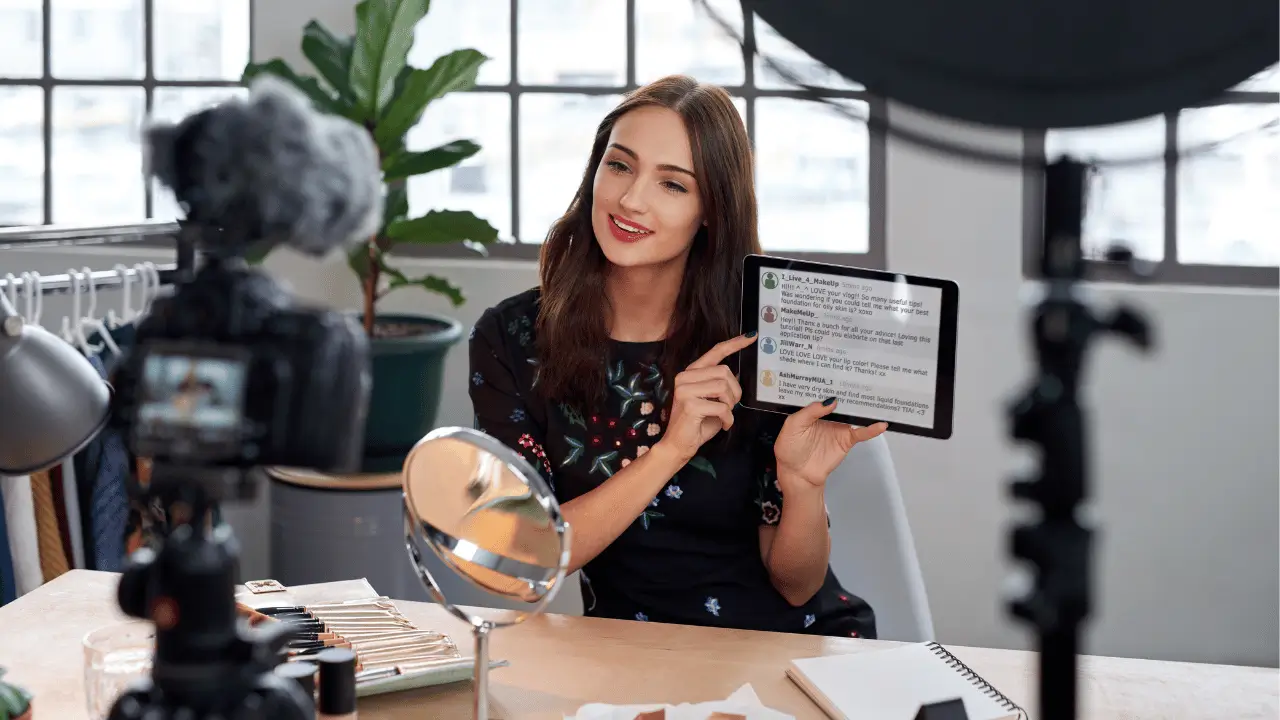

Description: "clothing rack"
0 220 197 295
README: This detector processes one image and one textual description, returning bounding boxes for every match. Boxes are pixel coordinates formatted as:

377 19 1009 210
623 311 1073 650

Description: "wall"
1 0 1275 669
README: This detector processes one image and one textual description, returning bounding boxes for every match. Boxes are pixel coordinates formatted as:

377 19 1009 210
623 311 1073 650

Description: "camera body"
109 254 371 474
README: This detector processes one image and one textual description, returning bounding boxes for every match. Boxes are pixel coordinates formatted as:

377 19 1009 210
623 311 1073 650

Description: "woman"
468 75 887 636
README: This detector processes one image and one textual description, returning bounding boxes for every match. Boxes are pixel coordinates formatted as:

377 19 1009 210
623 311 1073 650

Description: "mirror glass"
403 428 567 604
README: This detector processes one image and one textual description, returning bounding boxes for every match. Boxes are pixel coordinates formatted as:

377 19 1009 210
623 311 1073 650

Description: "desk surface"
1 571 1276 719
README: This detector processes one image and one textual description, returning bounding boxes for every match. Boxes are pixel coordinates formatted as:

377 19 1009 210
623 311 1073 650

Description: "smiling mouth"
610 214 653 235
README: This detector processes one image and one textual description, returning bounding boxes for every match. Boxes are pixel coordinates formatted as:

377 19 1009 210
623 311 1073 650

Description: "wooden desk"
1 571 1276 719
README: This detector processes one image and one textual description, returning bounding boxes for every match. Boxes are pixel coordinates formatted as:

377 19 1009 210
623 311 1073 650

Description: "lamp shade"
0 293 112 474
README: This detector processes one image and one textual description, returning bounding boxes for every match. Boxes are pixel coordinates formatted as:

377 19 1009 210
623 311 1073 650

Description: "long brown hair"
535 75 761 414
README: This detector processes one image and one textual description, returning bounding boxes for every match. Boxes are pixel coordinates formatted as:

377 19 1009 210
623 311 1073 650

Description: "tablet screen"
745 257 957 438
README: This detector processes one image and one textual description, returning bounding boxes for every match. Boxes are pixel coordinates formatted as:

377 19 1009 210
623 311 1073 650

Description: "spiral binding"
926 642 1029 719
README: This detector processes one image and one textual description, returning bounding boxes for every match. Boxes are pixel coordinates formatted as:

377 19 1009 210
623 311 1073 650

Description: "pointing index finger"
689 332 758 370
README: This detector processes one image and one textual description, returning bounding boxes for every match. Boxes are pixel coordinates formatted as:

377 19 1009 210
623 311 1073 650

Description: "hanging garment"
48 465 76 569
61 459 85 569
72 355 131 573
30 470 70 582
0 487 17 605
1 475 43 596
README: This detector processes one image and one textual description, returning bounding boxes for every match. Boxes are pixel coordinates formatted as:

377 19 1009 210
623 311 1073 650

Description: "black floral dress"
468 288 876 637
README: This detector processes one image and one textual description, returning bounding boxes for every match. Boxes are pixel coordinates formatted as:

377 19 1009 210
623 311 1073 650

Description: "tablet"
740 254 959 440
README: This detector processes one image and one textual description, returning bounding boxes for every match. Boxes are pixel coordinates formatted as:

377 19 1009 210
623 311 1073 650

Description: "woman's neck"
606 262 685 343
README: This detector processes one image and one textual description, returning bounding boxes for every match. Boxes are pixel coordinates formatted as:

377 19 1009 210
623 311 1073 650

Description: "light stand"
1007 158 1153 719
916 158 1154 720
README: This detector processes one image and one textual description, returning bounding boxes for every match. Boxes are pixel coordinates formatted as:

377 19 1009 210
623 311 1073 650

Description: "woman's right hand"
658 333 759 462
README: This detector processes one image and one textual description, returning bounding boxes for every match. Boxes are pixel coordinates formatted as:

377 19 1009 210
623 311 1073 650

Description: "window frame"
0 0 254 227
397 0 887 269
1022 82 1279 289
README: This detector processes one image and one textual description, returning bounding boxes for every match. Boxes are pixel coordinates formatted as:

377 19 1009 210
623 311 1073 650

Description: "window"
0 0 252 227
1027 64 1279 287
407 0 884 266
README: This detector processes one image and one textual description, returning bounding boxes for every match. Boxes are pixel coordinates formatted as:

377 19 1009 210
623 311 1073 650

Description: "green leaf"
383 139 480 180
301 21 355 101
687 456 717 479
383 182 409 228
386 271 466 306
373 49 487 153
386 209 499 247
242 58 342 114
348 0 430 118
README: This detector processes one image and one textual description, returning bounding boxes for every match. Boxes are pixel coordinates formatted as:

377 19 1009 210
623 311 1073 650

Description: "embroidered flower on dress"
636 445 649 457
635 612 649 621
510 408 526 423
704 597 721 617
664 485 682 499
804 614 816 628
471 372 484 386
646 423 661 437
621 458 631 468
640 401 654 416
761 501 781 525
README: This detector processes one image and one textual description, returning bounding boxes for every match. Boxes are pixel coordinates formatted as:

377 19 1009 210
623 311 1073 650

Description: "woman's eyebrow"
609 142 696 179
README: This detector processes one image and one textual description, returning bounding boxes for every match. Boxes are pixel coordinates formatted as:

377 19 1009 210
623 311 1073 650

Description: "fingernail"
822 396 837 406
745 330 757 338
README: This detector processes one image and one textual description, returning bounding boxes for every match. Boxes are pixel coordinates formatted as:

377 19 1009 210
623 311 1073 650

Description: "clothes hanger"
133 261 159 321
20 272 42 326
105 264 134 330
60 268 85 350
78 266 120 357
3 274 18 322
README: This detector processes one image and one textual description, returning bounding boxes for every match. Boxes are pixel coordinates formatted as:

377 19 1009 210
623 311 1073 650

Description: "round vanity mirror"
402 426 571 719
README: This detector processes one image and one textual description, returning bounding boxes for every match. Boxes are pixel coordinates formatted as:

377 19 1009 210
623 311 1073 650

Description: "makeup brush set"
238 595 501 697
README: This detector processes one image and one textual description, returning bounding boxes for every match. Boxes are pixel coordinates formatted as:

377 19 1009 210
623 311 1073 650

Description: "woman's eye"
662 181 688 194
606 160 630 173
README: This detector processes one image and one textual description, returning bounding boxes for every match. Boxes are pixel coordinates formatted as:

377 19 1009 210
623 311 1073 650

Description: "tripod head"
106 464 313 720
1005 158 1154 720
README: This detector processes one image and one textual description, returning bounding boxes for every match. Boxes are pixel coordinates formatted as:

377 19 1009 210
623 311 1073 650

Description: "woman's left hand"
774 397 889 490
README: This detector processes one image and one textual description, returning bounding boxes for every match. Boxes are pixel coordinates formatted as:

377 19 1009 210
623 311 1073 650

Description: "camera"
97 75 383 720
108 250 370 474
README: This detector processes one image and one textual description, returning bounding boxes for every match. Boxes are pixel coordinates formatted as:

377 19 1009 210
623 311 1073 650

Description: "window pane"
732 96 746 123
150 87 249 221
153 0 250 81
52 87 145 223
1177 103 1280 266
1232 63 1280 92
636 0 744 86
518 0 625 87
406 92 512 242
0 88 44 225
753 14 862 91
1046 116 1166 262
52 0 144 80
520 93 622 242
0 0 42 78
756 99 869 253
412 0 509 85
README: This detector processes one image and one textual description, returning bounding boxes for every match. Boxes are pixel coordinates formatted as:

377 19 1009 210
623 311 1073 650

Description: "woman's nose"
618 182 647 215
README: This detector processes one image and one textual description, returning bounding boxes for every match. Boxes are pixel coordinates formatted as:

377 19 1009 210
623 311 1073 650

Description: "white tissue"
566 684 795 720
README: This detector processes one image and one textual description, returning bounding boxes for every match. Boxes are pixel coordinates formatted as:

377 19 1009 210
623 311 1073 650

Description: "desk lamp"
0 291 112 475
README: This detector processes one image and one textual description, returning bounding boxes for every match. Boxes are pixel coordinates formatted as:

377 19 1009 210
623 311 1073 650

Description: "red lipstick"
607 213 653 243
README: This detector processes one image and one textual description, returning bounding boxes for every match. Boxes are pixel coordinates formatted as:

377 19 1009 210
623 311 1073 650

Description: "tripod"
106 464 314 720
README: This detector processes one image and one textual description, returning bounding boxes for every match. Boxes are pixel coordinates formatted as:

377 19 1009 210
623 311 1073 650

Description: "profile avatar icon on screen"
761 370 775 387
761 337 776 354
761 305 777 323
762 272 779 289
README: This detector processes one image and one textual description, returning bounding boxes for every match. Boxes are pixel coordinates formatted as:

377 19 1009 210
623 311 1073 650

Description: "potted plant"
242 0 498 473
0 668 32 720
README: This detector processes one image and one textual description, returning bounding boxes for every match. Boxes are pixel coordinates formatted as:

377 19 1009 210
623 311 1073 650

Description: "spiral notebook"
786 642 1026 720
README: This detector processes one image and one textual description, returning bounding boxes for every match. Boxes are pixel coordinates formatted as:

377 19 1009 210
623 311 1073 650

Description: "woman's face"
591 105 704 269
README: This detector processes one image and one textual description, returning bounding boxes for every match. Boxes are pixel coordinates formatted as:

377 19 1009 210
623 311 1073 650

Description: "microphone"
142 75 384 259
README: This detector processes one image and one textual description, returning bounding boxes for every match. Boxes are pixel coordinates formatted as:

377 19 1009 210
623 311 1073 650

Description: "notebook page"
788 643 1017 720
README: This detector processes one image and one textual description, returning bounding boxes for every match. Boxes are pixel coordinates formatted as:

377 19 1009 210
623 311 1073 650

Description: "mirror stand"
401 427 572 720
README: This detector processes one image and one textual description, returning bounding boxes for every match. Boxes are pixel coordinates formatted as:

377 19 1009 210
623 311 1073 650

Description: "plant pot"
0 667 32 720
358 312 464 474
